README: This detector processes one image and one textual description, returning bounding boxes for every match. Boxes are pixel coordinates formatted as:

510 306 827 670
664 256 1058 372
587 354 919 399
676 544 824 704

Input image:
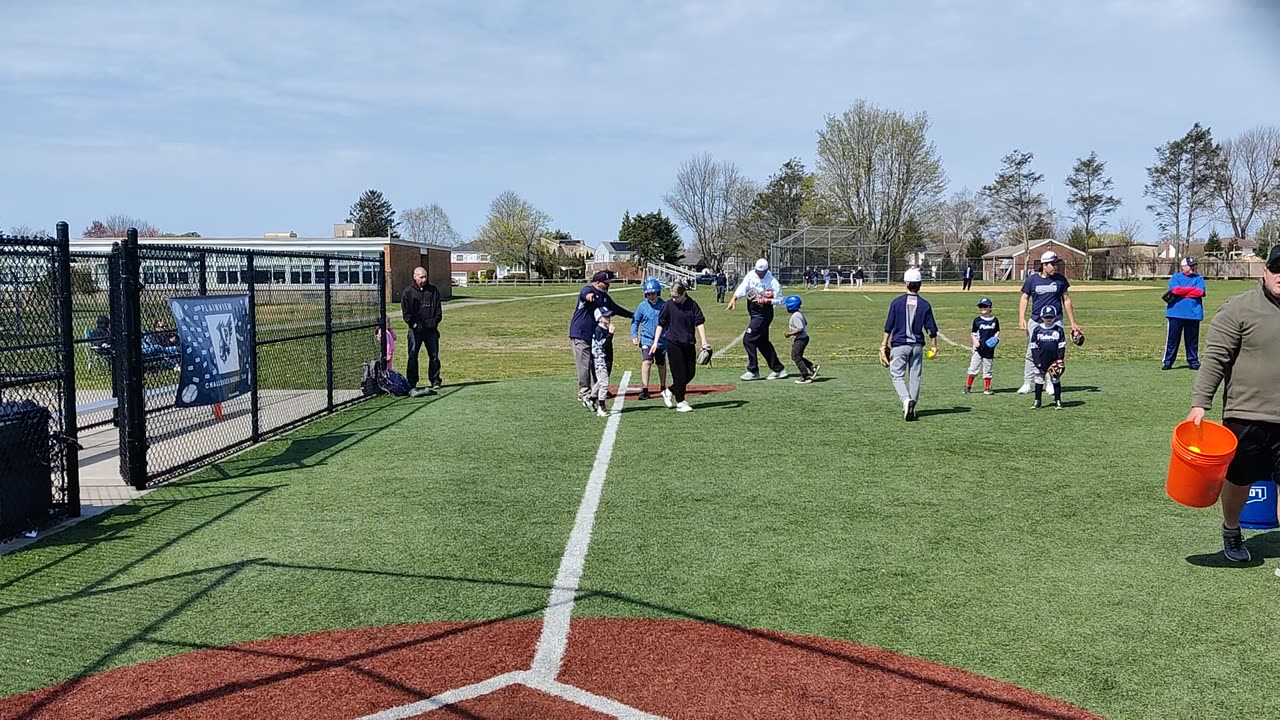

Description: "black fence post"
56 221 81 517
247 252 259 443
378 251 387 368
120 228 148 489
324 258 334 411
197 252 208 296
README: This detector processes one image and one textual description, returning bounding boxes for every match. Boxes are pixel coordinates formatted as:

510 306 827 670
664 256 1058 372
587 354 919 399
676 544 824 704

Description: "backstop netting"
769 227 892 286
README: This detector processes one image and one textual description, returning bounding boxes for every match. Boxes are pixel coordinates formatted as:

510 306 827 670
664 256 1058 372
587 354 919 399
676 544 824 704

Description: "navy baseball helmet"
784 294 802 312
1039 305 1058 320
977 297 992 308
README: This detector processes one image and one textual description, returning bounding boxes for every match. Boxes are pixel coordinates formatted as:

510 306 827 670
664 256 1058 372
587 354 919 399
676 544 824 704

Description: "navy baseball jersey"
1029 323 1066 369
1021 273 1070 320
971 315 1000 358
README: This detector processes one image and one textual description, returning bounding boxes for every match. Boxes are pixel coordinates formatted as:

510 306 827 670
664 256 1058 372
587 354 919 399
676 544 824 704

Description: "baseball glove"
1047 359 1065 379
697 345 713 366
878 345 890 368
1071 329 1085 347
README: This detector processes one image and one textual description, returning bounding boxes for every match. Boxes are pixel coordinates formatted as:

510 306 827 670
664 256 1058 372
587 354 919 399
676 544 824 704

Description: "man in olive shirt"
1187 245 1280 562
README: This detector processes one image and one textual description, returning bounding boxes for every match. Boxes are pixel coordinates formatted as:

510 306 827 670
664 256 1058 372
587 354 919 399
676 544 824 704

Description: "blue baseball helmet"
642 278 662 295
784 294 802 312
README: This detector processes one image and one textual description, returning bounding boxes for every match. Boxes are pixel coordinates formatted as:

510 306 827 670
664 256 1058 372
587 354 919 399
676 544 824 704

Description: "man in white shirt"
726 258 788 380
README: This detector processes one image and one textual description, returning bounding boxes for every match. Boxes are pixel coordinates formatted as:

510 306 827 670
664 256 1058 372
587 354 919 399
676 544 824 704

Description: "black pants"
604 335 614 376
743 313 784 375
791 337 815 377
667 341 696 402
1163 317 1200 368
716 286 726 302
406 328 441 388
962 278 972 290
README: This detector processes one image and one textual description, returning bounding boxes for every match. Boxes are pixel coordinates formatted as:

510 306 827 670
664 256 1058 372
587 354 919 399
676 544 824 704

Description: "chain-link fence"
114 234 386 486
0 225 80 538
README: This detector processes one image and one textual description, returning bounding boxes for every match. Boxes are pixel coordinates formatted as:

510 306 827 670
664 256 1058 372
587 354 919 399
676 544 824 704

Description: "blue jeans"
1164 317 1200 368
407 327 441 387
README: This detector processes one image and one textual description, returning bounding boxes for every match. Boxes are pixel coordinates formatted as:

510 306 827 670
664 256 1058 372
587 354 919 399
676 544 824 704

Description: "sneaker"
606 391 616 399
907 400 917 421
1017 383 1032 395
410 387 436 398
1223 527 1251 562
1054 400 1064 410
1031 400 1042 410
811 364 820 379
983 388 994 396
638 389 651 401
431 381 442 390
596 405 609 418
740 372 760 381
1189 364 1201 371
661 388 674 408
795 377 813 384
676 401 693 413
903 398 911 421
1162 364 1172 371
581 394 593 410
766 370 788 380
963 387 971 395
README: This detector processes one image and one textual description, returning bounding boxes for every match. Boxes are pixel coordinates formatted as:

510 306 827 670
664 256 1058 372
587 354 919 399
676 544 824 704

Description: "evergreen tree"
348 189 399 237
625 210 684 265
1065 151 1122 237
1202 229 1223 255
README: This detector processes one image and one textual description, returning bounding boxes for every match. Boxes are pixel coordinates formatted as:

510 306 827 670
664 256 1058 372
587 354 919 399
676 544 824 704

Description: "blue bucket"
1240 480 1279 530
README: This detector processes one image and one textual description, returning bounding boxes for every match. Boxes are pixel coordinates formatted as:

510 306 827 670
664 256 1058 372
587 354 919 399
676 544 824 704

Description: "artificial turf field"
2 280 1278 719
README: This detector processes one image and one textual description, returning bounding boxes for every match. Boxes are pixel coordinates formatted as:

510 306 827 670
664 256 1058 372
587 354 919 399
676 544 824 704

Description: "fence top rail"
134 242 385 264
0 237 61 249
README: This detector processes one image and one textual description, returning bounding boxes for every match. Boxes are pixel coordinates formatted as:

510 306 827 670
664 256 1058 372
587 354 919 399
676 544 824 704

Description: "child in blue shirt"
631 279 668 402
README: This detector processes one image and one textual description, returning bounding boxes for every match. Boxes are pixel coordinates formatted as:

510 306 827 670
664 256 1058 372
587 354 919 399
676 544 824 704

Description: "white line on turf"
530 370 631 678
863 295 873 302
356 372 668 720
714 331 744 358
937 332 964 348
356 672 526 719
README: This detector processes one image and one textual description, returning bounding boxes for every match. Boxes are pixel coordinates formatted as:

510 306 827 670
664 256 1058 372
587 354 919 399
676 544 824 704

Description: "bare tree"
1216 125 1280 242
982 150 1047 275
1065 151 1122 238
1145 122 1220 256
663 153 753 271
815 99 947 255
1116 217 1143 245
7 224 49 238
401 203 462 247
930 189 988 262
475 191 551 277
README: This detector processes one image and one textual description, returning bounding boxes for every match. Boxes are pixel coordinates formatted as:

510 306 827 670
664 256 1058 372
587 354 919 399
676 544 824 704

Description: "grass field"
1 280 1275 719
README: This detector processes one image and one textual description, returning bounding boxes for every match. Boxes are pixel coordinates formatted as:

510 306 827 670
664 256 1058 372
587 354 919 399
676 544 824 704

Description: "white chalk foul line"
530 370 630 678
714 331 744 359
358 371 668 720
936 332 964 348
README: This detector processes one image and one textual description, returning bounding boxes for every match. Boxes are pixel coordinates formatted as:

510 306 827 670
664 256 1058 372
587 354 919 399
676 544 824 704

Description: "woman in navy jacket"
1163 257 1207 370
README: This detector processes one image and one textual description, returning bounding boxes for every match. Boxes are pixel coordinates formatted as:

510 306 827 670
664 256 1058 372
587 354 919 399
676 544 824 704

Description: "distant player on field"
1017 250 1082 395
965 297 1000 395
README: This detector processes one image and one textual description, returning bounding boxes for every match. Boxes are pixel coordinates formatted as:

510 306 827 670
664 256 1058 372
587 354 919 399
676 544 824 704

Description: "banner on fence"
169 295 252 407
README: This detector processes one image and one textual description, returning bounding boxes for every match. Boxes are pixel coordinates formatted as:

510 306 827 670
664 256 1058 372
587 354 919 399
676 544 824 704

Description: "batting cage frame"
769 227 892 286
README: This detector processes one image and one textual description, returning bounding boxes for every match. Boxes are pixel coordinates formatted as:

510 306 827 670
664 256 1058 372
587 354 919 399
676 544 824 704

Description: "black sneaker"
1031 400 1042 410
580 394 593 410
1223 527 1251 562
983 388 994 396
606 391 616 399
1162 364 1172 371
1189 364 1201 371
1054 401 1064 410
638 389 651 401
431 381 442 390
907 400 917 421
963 387 971 395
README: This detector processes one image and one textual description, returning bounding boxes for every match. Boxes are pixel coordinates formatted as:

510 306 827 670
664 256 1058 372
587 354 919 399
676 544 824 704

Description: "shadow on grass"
915 406 972 418
9 560 1089 720
1061 385 1100 393
1186 530 1280 569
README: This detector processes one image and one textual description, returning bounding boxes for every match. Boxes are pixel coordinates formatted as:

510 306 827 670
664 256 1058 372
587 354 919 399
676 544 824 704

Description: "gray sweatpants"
572 338 592 396
889 344 924 403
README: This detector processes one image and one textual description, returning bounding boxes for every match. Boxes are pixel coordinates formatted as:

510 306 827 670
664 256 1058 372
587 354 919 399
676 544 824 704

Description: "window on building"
290 271 301 284
254 269 270 284
455 254 464 262
272 267 286 284
301 269 312 284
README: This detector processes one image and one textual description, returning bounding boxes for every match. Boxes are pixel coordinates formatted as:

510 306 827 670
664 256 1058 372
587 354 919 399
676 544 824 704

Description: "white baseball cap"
754 258 769 272
903 268 923 283
1040 250 1060 263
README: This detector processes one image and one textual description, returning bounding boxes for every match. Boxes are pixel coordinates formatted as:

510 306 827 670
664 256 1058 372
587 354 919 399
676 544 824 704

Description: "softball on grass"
925 348 937 359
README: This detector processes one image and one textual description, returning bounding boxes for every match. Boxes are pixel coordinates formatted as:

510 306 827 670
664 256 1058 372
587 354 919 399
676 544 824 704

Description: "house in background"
979 239 1086 282
450 242 496 284
587 241 641 280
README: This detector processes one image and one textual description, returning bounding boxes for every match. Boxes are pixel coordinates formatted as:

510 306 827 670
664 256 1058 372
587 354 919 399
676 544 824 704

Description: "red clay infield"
1 618 1101 720
609 384 736 397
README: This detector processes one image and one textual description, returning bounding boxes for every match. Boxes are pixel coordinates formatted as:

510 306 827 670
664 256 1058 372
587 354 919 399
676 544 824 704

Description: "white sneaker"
661 388 674 408
596 406 609 417
740 372 760 381
676 401 693 412
903 398 912 420
766 370 788 380
1017 383 1032 395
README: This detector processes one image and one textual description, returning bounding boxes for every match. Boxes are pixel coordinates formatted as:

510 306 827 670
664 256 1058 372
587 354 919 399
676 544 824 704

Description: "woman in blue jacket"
1163 257 1206 370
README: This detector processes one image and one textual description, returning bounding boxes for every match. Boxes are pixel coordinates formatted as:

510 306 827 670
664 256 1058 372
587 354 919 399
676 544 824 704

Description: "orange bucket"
1166 420 1239 508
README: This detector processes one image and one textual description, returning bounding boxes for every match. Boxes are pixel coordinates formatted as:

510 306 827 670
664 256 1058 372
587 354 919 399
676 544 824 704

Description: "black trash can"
0 400 53 538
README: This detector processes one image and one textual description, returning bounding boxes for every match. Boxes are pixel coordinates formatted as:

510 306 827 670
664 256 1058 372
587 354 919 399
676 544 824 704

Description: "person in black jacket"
401 266 443 396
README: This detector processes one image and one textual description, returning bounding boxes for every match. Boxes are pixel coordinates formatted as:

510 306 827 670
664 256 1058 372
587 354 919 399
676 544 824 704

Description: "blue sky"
2 0 1278 247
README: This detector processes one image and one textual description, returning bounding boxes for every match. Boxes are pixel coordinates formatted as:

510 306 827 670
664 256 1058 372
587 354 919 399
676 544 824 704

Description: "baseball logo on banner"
169 295 253 407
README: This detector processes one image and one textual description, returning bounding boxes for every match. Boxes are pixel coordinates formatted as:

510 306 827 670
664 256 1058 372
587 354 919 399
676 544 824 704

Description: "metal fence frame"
110 229 387 488
769 227 892 286
0 222 81 529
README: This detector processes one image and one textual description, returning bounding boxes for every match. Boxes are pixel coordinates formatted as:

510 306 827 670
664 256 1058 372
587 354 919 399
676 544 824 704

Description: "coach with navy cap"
1162 257 1206 370
569 271 633 404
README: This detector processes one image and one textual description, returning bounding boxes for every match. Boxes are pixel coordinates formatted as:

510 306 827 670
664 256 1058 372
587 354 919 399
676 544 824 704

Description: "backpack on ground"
361 360 385 396
380 368 411 397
